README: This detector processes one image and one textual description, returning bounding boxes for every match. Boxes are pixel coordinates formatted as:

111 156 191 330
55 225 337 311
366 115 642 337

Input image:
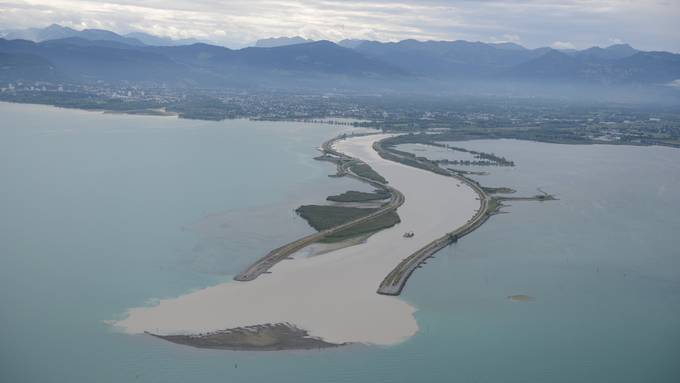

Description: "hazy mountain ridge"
255 36 314 48
574 44 639 60
0 38 406 87
352 39 548 77
1 24 145 46
1 25 679 90
125 32 203 46
1 24 206 47
502 48 680 84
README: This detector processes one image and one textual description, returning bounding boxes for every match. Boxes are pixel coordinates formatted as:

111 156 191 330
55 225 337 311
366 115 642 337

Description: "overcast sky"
0 0 678 51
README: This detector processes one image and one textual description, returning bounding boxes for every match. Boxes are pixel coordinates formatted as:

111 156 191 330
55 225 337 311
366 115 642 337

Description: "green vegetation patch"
487 198 503 214
327 189 390 203
149 323 341 351
296 205 379 231
374 141 450 176
482 186 516 194
323 211 400 243
348 163 387 184
295 205 400 243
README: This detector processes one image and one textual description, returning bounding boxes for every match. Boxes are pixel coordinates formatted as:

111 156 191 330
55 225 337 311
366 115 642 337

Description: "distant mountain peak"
578 43 638 60
44 24 74 32
124 31 203 46
607 43 634 49
337 39 369 49
0 24 211 47
1 24 143 46
490 42 527 51
1 32 677 88
544 47 570 56
604 43 637 55
255 36 313 48
306 40 337 47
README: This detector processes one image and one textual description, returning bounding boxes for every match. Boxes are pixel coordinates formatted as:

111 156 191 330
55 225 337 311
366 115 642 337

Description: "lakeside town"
2 80 679 148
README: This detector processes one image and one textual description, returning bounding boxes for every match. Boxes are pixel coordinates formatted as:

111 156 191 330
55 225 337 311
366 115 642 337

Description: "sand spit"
147 323 343 351
112 134 480 347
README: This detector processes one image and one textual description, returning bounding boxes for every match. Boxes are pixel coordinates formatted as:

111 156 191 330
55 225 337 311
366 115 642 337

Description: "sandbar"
112 134 481 347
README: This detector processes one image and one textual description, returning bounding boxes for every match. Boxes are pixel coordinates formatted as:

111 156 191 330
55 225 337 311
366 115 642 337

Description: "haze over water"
1 102 679 382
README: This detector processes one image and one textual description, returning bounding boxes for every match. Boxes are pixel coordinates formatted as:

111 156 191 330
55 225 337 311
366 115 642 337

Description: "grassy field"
323 211 400 242
348 163 387 183
295 205 400 242
481 186 516 194
487 198 502 214
296 205 379 230
326 190 390 202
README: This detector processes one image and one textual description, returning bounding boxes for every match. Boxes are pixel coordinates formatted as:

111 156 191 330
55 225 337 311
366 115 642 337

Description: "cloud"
490 34 521 44
551 41 576 50
0 0 678 51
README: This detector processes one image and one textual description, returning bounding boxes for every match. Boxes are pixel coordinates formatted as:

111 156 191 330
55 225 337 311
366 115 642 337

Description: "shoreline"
234 133 404 282
234 132 509 296
372 138 556 294
2 100 677 149
112 133 482 350
146 323 344 351
372 138 492 295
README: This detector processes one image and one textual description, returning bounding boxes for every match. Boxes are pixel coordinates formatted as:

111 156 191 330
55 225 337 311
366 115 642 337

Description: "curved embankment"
113 133 480 347
372 140 491 295
234 135 404 281
236 133 492 296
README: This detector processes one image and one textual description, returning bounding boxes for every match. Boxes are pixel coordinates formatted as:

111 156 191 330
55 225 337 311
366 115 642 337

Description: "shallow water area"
2 103 679 383
113 134 480 346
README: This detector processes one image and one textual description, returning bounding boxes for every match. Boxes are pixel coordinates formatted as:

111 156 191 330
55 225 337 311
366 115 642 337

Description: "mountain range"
255 36 314 48
1 24 679 94
0 24 202 47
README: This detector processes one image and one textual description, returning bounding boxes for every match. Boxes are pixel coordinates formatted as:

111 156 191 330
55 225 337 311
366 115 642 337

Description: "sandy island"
112 134 481 347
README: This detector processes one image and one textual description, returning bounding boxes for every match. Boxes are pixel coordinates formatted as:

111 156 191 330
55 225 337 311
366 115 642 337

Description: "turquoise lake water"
1 102 679 382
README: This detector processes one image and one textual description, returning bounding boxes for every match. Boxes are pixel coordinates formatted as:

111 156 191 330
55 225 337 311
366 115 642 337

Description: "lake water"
1 102 679 382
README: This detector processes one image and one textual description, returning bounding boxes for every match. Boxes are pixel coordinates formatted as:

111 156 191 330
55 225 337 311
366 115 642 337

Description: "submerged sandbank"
112 134 481 347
